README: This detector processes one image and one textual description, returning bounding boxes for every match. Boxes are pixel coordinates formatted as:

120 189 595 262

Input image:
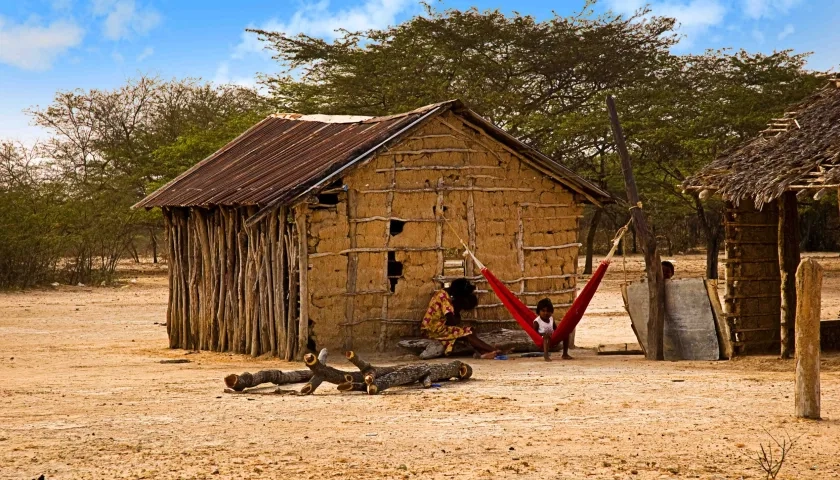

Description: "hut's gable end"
305 111 583 351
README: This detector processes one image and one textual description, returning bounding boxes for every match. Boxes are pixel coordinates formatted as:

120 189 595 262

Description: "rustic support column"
607 95 665 360
779 192 800 359
295 204 310 360
794 258 821 419
344 190 359 351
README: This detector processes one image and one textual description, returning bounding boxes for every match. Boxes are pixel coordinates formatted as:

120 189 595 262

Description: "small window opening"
387 251 403 293
316 193 339 205
443 247 466 278
389 219 405 236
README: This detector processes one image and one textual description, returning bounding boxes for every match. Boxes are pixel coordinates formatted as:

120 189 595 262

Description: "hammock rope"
442 215 632 349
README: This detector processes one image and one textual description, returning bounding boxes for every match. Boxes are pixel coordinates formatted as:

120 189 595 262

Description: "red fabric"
479 261 611 349
549 260 609 348
480 267 544 347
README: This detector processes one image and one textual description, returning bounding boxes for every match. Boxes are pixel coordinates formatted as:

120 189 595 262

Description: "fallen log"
421 361 472 387
366 364 431 395
224 349 326 391
398 328 539 359
366 361 472 394
223 349 474 395
224 370 313 391
301 349 401 395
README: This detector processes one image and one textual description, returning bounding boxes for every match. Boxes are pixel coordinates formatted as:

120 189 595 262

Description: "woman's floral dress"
420 290 473 354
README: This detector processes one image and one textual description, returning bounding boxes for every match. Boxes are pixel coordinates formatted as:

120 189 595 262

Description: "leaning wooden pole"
778 192 800 359
606 95 665 361
295 204 310 360
794 258 821 419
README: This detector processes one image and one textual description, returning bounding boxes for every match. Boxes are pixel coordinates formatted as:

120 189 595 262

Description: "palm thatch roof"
684 79 840 209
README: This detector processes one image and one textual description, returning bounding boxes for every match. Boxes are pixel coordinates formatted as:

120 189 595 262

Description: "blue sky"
1 0 838 143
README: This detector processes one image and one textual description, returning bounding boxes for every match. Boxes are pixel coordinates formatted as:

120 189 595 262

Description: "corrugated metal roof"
135 100 611 210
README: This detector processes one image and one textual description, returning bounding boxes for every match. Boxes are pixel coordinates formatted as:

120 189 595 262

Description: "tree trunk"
365 364 430 394
224 370 313 391
706 235 720 280
607 95 665 361
693 194 721 280
300 349 399 395
150 228 158 264
583 208 603 275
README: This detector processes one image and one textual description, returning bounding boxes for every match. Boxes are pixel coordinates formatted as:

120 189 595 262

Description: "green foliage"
0 77 270 288
251 5 828 273
0 143 66 288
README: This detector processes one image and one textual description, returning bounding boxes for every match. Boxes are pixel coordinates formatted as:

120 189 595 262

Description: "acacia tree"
23 76 269 284
623 51 823 277
252 4 677 271
251 5 824 277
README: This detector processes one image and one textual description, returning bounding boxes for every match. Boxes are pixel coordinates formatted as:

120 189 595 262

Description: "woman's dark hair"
536 298 554 314
661 261 674 273
445 278 476 297
446 278 478 312
456 293 478 312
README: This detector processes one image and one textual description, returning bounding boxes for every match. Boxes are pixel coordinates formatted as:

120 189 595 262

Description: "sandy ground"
2 255 840 480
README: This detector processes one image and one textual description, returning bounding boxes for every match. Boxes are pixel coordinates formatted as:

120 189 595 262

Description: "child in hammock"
533 298 572 361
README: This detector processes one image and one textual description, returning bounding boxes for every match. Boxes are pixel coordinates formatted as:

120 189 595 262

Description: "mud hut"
136 100 611 359
684 79 840 355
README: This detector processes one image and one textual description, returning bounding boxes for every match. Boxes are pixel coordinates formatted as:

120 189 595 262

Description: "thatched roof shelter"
685 79 840 208
683 79 840 356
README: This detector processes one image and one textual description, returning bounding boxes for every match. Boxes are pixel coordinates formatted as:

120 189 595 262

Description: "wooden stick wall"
163 206 301 359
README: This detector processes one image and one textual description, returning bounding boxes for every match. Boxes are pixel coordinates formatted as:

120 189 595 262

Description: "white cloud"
742 0 803 19
52 0 74 11
92 0 161 40
0 16 84 71
777 24 795 40
752 28 765 43
112 51 124 63
234 0 413 58
137 46 154 61
213 62 258 88
606 0 727 48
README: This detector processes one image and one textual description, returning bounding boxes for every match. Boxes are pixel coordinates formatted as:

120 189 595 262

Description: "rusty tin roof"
135 100 611 211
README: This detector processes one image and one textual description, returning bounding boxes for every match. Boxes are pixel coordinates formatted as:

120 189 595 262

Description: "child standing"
533 298 572 361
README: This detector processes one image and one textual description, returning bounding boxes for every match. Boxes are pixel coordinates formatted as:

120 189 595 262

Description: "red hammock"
479 260 610 348
451 219 629 349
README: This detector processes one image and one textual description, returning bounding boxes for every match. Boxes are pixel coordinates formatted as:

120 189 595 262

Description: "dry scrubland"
1 254 839 479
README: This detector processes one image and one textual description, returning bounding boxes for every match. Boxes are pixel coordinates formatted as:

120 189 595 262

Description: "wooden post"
344 190 359 351
794 258 821 419
295 204 310 360
606 95 665 361
779 192 800 359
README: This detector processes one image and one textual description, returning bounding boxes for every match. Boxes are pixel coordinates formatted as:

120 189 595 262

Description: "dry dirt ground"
2 254 839 480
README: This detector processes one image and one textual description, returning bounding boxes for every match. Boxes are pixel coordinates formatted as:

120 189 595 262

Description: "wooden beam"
779 191 800 359
607 95 665 361
350 216 437 223
379 148 479 155
466 178 477 277
344 189 358 351
295 204 310 360
375 165 501 173
522 243 581 251
795 258 821 419
359 187 534 194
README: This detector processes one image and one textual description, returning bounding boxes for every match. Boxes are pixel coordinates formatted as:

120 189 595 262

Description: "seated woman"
421 278 499 359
